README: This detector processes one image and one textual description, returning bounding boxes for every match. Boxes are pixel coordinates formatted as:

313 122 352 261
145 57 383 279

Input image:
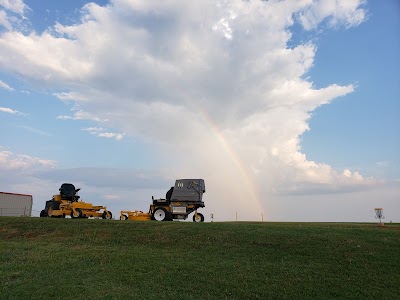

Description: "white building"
0 192 33 217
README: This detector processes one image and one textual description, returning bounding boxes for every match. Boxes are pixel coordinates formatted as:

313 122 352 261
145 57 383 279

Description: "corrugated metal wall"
0 192 33 217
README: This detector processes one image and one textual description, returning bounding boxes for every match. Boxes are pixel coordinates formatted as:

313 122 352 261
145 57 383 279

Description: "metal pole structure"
236 211 238 222
375 208 384 226
261 213 264 222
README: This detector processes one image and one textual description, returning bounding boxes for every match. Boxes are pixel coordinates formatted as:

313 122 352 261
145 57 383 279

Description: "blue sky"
0 0 399 221
302 1 400 179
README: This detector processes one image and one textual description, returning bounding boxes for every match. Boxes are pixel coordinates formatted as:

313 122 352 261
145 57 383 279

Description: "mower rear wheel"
71 208 83 218
102 211 112 219
40 210 48 218
193 212 204 222
120 214 128 220
153 207 170 221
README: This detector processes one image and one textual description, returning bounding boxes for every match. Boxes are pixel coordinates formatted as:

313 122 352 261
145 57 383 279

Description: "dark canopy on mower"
170 179 205 203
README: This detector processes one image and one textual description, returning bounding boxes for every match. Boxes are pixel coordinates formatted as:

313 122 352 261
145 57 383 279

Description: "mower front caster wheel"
71 208 83 218
102 211 113 219
193 212 204 222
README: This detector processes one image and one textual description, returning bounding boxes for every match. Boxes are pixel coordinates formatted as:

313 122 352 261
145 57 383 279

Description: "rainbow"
198 109 264 218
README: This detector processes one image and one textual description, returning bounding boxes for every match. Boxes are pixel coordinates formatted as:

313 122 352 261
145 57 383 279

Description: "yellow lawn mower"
120 179 205 222
40 183 112 219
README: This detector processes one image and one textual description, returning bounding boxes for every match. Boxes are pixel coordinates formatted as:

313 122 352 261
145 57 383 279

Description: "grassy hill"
0 217 399 299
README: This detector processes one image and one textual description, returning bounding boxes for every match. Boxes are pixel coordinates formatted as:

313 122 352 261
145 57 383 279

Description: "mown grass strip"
0 218 399 299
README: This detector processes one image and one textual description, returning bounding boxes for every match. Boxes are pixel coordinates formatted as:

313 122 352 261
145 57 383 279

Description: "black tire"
120 214 128 220
40 210 48 218
193 212 204 222
102 211 112 219
71 208 83 219
152 207 171 221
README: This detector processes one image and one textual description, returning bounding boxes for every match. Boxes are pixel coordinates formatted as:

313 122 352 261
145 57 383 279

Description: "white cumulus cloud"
0 106 22 114
97 132 125 141
0 0 373 219
0 79 14 91
299 0 367 30
0 0 27 15
0 10 12 30
0 147 55 170
82 127 125 140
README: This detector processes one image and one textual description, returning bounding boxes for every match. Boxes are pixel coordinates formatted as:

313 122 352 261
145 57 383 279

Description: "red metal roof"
0 192 32 197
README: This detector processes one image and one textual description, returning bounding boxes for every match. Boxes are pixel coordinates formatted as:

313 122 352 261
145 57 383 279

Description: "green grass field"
0 217 399 299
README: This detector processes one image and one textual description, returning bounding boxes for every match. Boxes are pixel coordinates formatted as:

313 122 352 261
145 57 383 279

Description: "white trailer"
0 192 33 217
